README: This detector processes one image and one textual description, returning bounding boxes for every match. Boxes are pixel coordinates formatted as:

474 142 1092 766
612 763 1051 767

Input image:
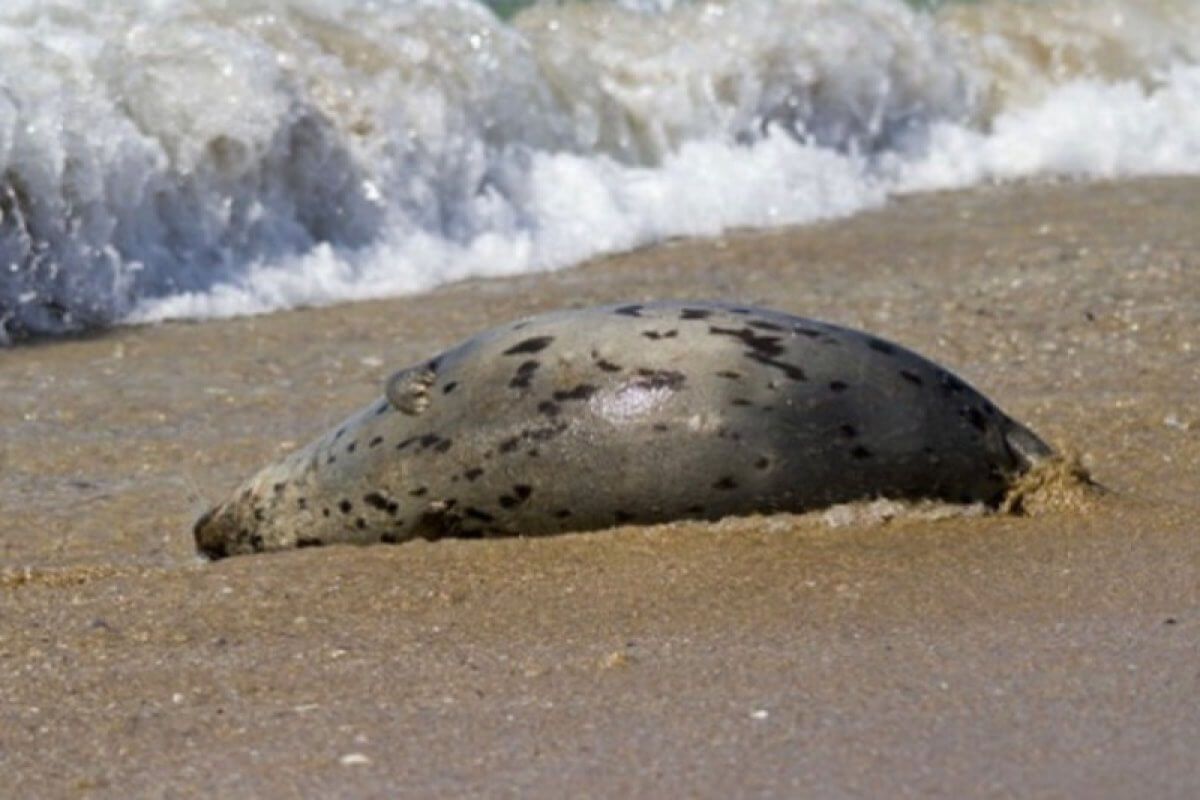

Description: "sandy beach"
1 176 1198 797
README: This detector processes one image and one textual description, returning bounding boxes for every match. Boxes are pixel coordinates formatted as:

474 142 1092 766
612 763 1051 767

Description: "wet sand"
1 177 1198 797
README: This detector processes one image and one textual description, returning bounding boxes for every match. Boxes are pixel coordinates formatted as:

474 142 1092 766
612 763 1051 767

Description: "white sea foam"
896 63 1200 189
134 133 885 320
1 0 1199 339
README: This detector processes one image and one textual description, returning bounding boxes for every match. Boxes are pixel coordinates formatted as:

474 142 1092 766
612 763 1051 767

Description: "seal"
194 301 1052 558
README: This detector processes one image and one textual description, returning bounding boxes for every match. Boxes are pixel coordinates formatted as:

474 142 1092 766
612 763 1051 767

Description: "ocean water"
1 0 1199 342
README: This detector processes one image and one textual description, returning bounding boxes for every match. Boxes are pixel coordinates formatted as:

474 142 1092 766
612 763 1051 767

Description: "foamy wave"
896 62 1200 189
133 134 884 320
2 0 1199 340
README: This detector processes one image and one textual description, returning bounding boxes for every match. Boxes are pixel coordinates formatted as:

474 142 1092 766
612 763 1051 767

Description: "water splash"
1 0 1198 342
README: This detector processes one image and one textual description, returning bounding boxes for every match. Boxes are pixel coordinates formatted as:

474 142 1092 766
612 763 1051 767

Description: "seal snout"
193 505 230 561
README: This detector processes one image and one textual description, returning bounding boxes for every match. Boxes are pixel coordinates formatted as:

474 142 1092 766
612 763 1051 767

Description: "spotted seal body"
194 301 1051 558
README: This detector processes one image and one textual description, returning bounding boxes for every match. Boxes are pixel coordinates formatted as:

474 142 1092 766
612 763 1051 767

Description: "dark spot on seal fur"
614 304 643 317
334 427 346 440
375 402 389 416
322 508 331 517
369 436 383 448
464 467 484 481
531 422 569 442
465 508 495 523
498 436 521 454
355 518 366 530
939 371 968 395
273 482 286 494
442 381 458 394
361 492 389 510
840 424 858 438
829 380 848 392
709 325 786 357
965 407 987 432
503 336 554 356
497 486 532 509
745 351 807 382
713 476 738 490
717 370 741 380
537 400 561 417
632 368 686 391
510 360 540 389
339 500 353 514
594 358 622 372
642 329 678 340
363 492 399 514
346 441 357 453
731 398 752 407
553 384 597 402
396 436 417 451
900 370 923 386
707 326 806 380
499 487 532 509
409 487 428 497
851 445 872 459
755 456 771 470
296 537 324 548
680 308 713 320
418 433 451 452
297 497 307 510
652 423 669 432
868 338 896 356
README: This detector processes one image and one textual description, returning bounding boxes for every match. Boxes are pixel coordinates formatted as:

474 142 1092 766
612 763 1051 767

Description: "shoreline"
2 175 1198 797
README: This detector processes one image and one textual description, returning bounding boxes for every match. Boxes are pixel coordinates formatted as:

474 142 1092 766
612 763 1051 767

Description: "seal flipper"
1002 417 1054 470
386 366 437 416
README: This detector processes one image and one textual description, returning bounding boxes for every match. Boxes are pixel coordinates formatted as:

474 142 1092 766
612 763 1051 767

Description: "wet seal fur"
194 301 1052 558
